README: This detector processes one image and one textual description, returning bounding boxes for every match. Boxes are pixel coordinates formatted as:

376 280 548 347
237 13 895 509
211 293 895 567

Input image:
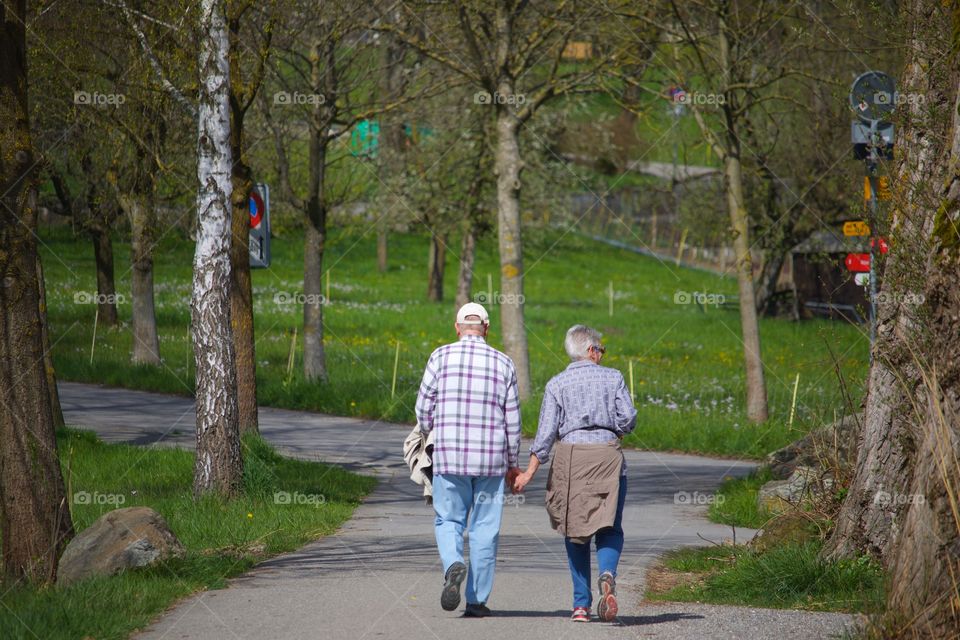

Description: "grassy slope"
42 227 867 458
0 429 374 640
648 542 884 614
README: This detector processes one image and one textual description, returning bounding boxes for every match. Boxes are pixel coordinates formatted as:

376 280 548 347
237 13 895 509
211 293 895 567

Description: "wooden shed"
789 227 870 323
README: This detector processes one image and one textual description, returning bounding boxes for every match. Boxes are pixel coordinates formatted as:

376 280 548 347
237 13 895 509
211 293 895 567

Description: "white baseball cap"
456 302 489 326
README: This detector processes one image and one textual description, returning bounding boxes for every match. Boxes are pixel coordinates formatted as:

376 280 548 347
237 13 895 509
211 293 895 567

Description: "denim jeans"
433 473 505 606
564 475 627 609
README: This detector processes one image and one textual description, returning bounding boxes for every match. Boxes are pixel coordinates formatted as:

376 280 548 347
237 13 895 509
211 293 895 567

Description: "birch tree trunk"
193 0 242 497
494 108 532 399
0 0 74 582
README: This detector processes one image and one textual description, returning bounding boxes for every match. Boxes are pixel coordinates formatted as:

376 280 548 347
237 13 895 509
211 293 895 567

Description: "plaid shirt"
415 335 521 476
530 360 637 475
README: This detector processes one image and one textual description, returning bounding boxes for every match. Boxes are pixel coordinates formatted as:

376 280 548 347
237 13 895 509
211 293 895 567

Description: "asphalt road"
59 382 860 640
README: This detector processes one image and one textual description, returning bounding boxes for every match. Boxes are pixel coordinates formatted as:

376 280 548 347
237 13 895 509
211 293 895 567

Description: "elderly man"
514 324 637 622
415 302 522 618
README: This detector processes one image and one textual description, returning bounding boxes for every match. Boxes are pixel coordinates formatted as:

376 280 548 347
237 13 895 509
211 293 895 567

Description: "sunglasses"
591 345 606 355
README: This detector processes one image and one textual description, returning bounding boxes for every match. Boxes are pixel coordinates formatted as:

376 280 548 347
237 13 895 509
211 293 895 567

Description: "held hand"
513 471 532 493
505 467 521 494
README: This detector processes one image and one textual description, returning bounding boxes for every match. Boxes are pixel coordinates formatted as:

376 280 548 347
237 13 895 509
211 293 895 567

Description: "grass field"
0 429 374 640
40 225 868 458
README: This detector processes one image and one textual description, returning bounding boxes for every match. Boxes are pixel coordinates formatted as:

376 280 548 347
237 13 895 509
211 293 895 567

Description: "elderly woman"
513 325 637 623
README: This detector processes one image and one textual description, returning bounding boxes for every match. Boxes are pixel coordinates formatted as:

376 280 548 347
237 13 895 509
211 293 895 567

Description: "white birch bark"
192 0 242 496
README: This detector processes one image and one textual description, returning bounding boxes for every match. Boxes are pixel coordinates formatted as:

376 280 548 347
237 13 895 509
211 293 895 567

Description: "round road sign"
850 71 895 123
249 189 264 229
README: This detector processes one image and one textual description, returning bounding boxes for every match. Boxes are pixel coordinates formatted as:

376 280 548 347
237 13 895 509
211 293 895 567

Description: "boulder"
757 466 834 513
58 506 184 586
767 413 861 480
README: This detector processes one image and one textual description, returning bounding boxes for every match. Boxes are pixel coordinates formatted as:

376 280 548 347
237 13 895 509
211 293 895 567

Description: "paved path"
60 382 859 639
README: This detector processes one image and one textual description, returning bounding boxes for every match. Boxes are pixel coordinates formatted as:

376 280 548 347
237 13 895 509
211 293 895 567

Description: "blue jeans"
433 473 505 606
564 475 627 609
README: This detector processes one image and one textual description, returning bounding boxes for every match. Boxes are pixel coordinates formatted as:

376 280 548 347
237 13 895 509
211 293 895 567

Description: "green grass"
40 226 868 459
708 467 775 528
0 428 375 640
650 542 884 613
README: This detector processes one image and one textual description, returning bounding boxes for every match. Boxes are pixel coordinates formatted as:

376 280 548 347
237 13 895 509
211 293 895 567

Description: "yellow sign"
864 176 892 201
843 221 870 236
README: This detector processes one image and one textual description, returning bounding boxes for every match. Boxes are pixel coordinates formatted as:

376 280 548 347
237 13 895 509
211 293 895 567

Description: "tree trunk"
227 12 258 435
0 0 74 582
376 13 407 275
302 37 330 383
716 10 767 422
37 257 64 429
90 226 118 327
455 223 477 309
377 226 388 273
754 250 784 317
494 108 532 399
427 231 446 302
824 2 960 634
724 151 768 422
121 192 161 366
193 0 242 497
228 171 258 435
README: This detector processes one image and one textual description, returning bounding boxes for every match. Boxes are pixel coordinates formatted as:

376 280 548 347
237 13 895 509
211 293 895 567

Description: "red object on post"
249 190 265 229
871 237 889 254
845 253 871 272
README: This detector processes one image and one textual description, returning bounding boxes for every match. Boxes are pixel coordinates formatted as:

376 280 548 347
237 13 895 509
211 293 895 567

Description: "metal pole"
866 123 879 355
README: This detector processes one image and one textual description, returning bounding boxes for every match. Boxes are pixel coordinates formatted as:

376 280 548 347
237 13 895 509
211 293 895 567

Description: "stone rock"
767 413 861 480
757 466 834 513
58 506 184 586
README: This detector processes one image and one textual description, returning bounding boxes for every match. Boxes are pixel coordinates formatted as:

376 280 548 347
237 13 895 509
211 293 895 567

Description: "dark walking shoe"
597 571 618 621
463 603 492 618
571 606 590 622
441 562 467 611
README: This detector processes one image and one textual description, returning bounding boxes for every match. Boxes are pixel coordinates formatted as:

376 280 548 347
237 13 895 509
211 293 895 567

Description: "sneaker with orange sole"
597 571 618 621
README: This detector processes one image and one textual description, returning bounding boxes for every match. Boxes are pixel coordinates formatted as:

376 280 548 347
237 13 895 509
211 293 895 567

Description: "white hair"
564 324 602 361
